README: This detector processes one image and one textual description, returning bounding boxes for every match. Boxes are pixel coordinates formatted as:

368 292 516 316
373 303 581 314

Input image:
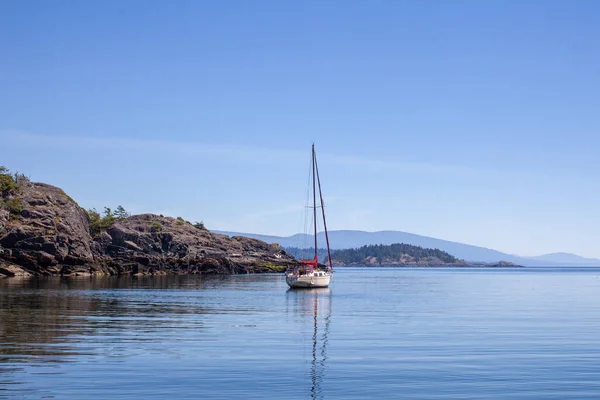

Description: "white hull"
286 271 332 288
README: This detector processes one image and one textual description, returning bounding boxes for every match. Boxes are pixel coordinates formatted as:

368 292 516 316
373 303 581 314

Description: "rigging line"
303 148 313 249
314 147 333 271
300 148 313 250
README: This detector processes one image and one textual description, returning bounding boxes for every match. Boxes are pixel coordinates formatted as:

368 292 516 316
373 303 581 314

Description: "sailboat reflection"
286 288 332 400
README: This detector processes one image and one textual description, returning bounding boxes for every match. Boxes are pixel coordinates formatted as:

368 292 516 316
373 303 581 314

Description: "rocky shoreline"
0 180 298 278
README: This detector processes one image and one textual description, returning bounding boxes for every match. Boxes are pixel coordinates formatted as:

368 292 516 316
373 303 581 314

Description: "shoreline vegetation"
1 166 519 278
285 245 521 268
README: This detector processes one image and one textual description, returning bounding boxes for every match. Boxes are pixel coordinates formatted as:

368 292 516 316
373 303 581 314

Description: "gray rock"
0 181 298 276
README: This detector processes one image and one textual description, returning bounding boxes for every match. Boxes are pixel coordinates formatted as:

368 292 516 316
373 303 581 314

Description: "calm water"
2 267 600 399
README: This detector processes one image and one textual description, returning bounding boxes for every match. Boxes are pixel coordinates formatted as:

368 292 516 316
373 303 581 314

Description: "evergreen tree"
332 243 458 265
114 205 129 219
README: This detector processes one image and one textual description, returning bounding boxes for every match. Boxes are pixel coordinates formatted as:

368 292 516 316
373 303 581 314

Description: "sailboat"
285 144 334 289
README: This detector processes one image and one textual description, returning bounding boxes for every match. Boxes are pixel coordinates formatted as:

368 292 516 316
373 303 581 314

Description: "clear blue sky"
1 0 599 258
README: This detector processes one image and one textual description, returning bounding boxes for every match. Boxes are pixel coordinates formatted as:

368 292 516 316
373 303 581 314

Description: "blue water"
2 267 600 399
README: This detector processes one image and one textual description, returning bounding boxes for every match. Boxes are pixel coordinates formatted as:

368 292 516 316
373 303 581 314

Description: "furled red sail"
300 256 318 268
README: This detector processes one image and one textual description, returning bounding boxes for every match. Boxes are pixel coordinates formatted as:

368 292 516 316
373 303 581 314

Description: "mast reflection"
287 288 332 400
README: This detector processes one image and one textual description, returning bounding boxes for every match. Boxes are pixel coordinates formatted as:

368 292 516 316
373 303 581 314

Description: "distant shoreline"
331 265 600 269
333 263 524 268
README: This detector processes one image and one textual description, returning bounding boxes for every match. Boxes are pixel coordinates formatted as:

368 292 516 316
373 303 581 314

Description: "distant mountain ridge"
214 230 600 267
527 252 600 265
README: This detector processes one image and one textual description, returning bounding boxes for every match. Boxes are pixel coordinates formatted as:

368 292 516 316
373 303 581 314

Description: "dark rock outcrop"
0 181 298 277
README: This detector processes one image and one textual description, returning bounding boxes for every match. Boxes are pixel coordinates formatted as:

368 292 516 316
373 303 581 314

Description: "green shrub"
0 173 17 194
5 197 23 215
0 166 27 196
87 208 116 236
85 205 131 236
176 216 185 225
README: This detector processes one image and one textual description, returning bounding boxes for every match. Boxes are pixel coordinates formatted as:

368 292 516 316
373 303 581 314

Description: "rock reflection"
0 275 232 392
0 274 239 291
286 288 332 400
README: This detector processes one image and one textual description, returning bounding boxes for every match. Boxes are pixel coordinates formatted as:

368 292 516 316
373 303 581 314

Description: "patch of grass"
256 263 286 272
146 221 163 232
176 216 185 225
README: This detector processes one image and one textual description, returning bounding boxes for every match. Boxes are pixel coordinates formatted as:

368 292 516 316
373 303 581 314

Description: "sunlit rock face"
0 181 297 277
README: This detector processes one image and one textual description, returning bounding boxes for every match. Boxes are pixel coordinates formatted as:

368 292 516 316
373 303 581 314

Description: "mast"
314 149 333 271
312 144 318 264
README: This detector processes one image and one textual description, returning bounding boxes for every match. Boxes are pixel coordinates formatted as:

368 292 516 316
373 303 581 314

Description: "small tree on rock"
114 205 129 219
194 221 206 230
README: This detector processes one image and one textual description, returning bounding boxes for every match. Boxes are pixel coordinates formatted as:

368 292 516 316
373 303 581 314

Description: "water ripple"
1 269 600 399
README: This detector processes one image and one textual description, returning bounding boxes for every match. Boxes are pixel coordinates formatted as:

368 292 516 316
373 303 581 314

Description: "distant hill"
214 230 600 266
525 253 600 266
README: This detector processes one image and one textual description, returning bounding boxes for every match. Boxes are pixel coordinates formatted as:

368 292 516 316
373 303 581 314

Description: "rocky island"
285 244 521 267
0 169 298 278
